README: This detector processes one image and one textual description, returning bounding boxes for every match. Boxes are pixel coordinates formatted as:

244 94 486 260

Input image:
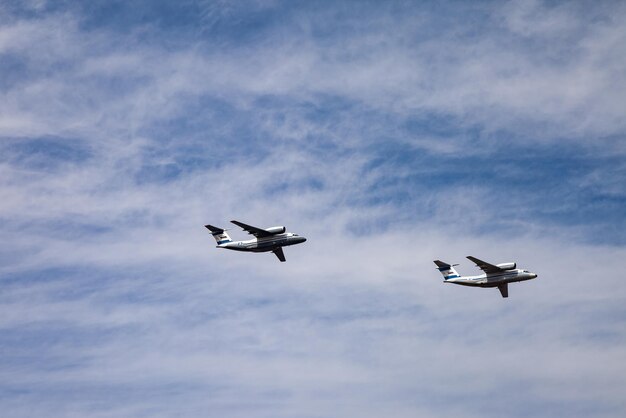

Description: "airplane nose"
531 273 537 279
299 237 307 243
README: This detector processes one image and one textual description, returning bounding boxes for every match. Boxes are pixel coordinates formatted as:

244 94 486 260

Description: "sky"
1 0 626 417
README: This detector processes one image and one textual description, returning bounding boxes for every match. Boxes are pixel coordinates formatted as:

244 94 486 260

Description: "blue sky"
1 1 626 417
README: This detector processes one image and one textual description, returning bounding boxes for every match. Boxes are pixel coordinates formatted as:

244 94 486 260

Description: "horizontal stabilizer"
433 260 460 280
434 260 451 269
205 224 225 235
204 224 232 244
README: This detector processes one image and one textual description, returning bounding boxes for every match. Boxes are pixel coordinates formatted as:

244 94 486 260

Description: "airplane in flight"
204 220 306 262
433 256 537 298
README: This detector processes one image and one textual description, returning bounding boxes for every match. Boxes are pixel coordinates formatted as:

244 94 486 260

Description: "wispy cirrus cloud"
1 1 626 417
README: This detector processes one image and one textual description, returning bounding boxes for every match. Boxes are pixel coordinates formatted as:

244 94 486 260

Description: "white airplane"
434 256 537 298
204 220 306 262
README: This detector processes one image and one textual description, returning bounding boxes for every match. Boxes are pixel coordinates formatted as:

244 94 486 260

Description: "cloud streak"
1 1 626 417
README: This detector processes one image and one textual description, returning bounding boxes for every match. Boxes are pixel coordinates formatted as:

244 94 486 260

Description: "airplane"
433 256 537 298
204 220 306 262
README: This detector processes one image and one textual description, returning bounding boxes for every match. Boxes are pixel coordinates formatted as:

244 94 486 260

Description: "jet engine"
264 226 286 234
496 262 516 270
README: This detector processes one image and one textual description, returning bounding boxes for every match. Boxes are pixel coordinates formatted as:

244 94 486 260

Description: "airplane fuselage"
218 233 306 253
444 269 537 288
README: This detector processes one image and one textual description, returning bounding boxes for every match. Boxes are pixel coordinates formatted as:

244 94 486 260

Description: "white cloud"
3 2 626 145
1 2 626 417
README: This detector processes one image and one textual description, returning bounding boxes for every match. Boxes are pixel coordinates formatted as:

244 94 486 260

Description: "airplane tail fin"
205 225 232 244
434 260 460 280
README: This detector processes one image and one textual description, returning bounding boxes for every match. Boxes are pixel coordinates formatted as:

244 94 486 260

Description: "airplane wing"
498 283 509 298
272 247 286 262
466 256 503 274
231 220 273 238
